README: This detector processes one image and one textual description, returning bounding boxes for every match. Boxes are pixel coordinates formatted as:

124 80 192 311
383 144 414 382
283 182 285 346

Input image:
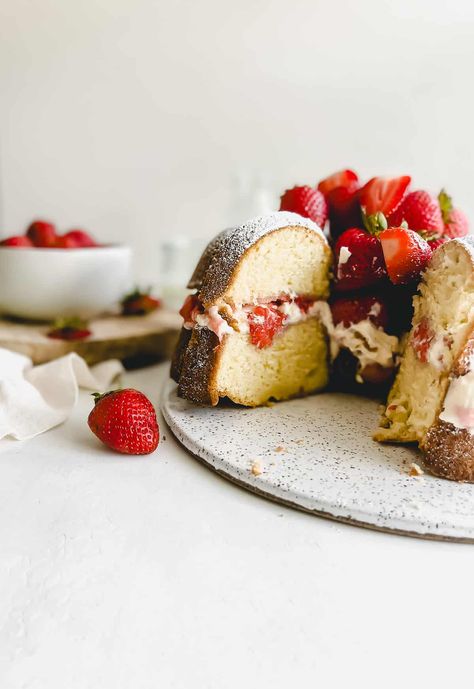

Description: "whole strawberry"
388 190 443 234
64 229 97 247
47 317 91 341
88 388 159 455
27 220 57 247
439 189 469 238
0 235 33 247
279 185 328 227
333 228 387 292
121 288 161 316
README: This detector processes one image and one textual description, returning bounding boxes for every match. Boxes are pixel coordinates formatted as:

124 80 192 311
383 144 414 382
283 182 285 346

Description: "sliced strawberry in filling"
179 294 203 324
411 318 433 363
248 305 286 349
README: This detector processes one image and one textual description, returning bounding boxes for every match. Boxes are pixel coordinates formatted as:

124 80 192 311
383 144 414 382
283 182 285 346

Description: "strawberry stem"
363 210 388 235
438 188 453 224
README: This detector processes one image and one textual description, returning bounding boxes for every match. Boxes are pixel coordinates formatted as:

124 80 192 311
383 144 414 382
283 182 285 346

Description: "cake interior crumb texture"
375 239 474 445
217 318 329 406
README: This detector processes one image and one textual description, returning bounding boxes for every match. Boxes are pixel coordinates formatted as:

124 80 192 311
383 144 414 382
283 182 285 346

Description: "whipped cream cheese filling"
183 294 321 341
440 359 474 432
182 294 400 370
314 302 400 371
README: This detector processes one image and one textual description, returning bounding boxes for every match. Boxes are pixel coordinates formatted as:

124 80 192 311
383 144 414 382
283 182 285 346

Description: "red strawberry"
121 288 161 316
27 220 57 247
179 293 201 322
248 304 286 348
0 235 33 247
411 318 433 363
379 227 432 285
88 388 159 455
280 186 328 227
47 317 91 341
428 236 449 251
444 208 469 238
54 234 81 248
439 190 469 238
388 190 443 234
64 229 97 247
333 228 387 292
326 186 362 240
359 176 411 217
330 294 389 329
317 169 359 196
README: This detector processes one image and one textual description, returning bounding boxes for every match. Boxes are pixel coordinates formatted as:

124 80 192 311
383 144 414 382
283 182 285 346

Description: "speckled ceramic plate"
162 380 474 542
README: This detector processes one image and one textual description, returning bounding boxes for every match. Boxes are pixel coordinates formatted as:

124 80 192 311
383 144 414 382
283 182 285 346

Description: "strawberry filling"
248 305 286 348
179 293 318 348
411 318 433 363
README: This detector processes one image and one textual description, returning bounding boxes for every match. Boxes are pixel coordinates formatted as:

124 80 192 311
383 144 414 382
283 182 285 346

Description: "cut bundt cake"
375 237 474 480
171 212 332 406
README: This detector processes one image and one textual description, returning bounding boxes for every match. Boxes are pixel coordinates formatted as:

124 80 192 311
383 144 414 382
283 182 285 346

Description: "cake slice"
375 237 474 480
171 211 332 406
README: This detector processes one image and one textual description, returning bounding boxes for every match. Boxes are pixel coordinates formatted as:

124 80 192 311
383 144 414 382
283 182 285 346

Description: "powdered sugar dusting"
188 212 326 304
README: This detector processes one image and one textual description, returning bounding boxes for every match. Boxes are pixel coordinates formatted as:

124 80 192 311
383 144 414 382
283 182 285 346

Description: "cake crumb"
275 446 286 453
409 462 424 477
251 461 262 476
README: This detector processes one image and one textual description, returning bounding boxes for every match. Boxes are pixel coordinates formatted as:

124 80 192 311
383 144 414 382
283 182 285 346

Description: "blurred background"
1 0 474 287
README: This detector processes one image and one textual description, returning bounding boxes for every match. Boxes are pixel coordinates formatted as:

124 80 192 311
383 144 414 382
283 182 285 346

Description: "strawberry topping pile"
1 219 99 248
279 169 470 383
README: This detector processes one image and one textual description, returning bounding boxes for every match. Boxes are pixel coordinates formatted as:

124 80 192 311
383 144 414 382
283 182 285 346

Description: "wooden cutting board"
0 309 182 368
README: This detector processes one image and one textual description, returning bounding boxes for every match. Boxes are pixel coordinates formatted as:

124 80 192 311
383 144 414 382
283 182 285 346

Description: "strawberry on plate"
248 304 286 348
317 169 359 196
388 190 443 234
333 228 387 292
439 189 469 238
88 388 159 455
359 175 411 217
379 227 432 285
330 294 389 329
280 185 328 227
0 235 33 247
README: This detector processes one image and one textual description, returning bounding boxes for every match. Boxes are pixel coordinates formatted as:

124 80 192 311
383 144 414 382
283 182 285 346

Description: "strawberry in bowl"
0 219 131 320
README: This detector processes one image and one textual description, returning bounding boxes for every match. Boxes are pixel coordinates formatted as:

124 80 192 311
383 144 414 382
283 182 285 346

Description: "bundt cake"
375 237 474 480
172 167 473 482
171 212 332 406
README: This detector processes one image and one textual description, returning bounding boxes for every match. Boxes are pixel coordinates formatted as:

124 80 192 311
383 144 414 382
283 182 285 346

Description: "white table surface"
1 362 474 689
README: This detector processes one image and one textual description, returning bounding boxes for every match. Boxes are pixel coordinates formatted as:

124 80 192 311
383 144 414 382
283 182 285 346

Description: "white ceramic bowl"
0 244 133 321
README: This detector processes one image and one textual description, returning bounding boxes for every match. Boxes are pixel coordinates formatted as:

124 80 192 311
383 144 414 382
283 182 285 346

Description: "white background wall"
1 0 474 282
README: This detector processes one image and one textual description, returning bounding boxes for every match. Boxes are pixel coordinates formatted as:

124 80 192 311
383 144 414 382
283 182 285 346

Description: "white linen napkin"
0 348 124 440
